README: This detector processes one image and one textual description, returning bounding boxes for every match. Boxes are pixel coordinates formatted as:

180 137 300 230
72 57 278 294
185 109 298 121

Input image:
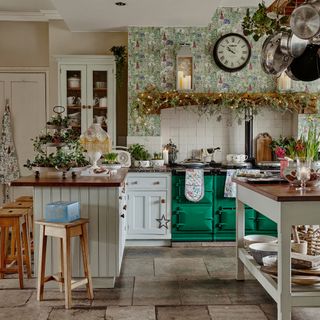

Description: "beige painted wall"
0 22 49 67
49 21 128 143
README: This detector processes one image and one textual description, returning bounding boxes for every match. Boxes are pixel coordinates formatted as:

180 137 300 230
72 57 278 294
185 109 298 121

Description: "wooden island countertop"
233 178 320 202
11 168 128 187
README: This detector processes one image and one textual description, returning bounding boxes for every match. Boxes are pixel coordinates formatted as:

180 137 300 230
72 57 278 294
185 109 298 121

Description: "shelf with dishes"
67 87 81 91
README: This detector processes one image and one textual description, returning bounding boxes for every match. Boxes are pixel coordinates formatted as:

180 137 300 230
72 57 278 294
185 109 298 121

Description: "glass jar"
79 123 111 169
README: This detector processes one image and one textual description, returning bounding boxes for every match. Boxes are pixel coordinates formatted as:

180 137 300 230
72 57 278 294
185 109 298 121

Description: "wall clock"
213 33 251 72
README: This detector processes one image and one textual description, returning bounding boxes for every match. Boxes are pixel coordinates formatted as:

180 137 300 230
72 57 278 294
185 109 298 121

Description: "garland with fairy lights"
131 85 318 121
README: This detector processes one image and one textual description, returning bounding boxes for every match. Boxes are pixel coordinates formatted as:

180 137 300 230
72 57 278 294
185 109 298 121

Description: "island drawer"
126 176 167 189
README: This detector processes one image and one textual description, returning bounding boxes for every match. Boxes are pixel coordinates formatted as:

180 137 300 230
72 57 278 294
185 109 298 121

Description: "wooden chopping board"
256 133 273 162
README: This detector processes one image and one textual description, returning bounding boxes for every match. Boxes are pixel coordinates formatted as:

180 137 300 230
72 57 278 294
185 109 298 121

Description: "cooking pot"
280 31 309 57
286 44 320 81
290 0 320 40
261 33 293 76
179 159 207 168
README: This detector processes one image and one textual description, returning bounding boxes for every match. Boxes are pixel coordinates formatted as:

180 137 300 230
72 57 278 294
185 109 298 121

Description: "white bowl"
243 234 277 249
249 243 278 265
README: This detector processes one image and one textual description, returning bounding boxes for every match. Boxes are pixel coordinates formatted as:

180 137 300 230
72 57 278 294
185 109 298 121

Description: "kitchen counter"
11 168 128 187
12 168 128 289
234 179 320 320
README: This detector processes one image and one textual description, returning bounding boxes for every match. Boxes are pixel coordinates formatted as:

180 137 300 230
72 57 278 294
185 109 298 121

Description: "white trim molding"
0 10 62 22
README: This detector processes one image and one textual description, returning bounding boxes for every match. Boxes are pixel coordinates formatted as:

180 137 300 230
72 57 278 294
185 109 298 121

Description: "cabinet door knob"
87 105 92 109
82 105 86 109
161 199 165 204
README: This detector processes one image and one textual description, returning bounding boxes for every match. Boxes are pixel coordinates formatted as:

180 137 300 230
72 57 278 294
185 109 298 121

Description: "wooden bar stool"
15 196 33 202
0 208 32 288
36 218 93 309
3 201 34 254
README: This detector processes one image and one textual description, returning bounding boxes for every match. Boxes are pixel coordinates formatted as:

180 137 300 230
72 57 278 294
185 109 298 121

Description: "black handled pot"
286 44 320 81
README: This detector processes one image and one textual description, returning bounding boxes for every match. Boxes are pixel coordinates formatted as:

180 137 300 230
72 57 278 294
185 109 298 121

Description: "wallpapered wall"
128 7 320 137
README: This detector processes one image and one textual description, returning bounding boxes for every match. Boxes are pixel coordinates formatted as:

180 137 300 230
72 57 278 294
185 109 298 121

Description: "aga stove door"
172 205 213 232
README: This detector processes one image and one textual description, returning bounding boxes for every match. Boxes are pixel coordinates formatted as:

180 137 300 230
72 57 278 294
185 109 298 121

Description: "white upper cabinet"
56 55 116 144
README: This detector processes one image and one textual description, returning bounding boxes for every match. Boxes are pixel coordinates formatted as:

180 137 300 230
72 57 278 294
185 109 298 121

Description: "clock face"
213 33 251 72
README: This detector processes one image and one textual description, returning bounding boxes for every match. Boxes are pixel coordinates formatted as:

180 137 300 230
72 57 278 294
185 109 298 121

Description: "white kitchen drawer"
126 176 167 189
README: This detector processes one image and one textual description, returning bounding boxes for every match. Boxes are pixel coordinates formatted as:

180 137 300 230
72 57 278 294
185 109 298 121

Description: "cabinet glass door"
60 65 87 137
87 65 115 144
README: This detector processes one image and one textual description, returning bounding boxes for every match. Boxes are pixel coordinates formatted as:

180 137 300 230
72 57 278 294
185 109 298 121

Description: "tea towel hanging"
0 100 20 203
185 168 204 202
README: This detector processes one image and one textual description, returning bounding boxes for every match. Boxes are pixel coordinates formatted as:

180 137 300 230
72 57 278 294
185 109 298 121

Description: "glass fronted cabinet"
57 55 116 144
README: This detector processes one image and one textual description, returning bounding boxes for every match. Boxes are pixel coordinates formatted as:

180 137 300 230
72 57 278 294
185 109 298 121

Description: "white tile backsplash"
127 108 296 163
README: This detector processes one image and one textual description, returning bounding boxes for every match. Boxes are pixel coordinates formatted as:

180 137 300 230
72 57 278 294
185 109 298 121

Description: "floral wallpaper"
128 7 320 136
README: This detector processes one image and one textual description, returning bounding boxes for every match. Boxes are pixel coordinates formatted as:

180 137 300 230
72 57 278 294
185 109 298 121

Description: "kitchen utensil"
280 31 309 57
292 240 308 255
233 154 248 163
178 159 207 168
67 75 80 88
261 33 293 76
99 97 107 107
256 133 273 162
249 242 278 265
164 139 178 165
290 0 320 40
67 96 76 106
95 81 106 88
150 159 165 167
94 115 106 125
285 44 320 81
226 154 235 162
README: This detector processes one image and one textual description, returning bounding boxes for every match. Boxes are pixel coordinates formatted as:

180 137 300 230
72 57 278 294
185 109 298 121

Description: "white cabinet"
118 182 127 263
56 55 116 144
126 172 171 240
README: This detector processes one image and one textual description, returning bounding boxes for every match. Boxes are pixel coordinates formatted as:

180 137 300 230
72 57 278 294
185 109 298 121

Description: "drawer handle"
120 214 125 218
119 196 123 200
153 181 160 185
123 205 127 210
131 181 138 185
161 199 165 204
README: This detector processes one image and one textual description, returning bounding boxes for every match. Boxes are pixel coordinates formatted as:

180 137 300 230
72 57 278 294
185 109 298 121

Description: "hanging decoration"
132 85 318 122
110 45 126 88
0 100 20 203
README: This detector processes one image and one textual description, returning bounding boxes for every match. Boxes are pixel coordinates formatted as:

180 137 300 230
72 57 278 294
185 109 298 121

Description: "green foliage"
110 46 126 88
128 144 151 161
103 152 119 164
152 152 163 160
242 3 288 41
46 113 69 127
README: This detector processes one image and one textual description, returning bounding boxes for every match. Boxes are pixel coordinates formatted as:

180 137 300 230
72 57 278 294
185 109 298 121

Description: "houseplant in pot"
128 144 151 167
151 152 164 167
102 152 122 171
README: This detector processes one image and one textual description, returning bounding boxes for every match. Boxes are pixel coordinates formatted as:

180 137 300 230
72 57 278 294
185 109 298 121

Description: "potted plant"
128 144 151 167
150 152 164 167
102 152 122 171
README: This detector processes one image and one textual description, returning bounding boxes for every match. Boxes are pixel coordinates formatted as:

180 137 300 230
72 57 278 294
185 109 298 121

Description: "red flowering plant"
270 136 295 160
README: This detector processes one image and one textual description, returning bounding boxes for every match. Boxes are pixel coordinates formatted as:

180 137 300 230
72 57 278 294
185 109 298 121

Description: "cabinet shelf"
67 106 81 109
67 87 81 91
93 106 107 110
93 88 107 91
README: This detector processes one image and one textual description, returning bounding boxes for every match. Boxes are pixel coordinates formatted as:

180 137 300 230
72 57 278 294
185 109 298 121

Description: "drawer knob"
153 181 160 185
161 199 165 204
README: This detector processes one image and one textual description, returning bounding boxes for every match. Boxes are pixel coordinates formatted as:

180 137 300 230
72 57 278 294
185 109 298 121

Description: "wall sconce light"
176 43 193 91
277 71 292 92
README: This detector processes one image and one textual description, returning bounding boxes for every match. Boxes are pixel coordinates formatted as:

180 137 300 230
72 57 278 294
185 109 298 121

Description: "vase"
279 158 289 178
79 123 111 170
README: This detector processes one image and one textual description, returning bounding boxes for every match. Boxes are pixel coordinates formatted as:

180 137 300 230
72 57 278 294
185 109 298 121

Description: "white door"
0 72 47 202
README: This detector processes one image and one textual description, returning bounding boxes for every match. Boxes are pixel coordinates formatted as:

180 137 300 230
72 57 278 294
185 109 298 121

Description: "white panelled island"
12 169 128 288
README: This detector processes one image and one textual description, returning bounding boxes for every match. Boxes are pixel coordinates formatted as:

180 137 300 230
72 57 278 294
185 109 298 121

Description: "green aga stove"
171 169 277 242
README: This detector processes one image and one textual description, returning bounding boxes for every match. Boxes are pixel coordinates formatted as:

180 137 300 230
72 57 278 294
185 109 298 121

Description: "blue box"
45 201 80 222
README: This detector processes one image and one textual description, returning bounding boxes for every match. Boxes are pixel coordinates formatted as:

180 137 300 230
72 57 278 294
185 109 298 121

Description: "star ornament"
156 215 170 229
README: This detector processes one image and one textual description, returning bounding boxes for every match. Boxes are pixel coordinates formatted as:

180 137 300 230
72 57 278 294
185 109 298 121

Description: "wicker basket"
298 227 320 256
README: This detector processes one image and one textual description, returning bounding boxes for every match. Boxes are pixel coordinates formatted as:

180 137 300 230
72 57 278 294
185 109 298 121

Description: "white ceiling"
0 0 273 31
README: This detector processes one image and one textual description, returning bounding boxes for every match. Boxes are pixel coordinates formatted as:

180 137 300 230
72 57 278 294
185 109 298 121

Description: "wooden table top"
233 178 320 202
11 168 128 187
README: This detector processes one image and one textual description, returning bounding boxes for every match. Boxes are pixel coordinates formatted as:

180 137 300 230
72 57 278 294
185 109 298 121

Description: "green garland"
132 85 319 122
110 46 126 88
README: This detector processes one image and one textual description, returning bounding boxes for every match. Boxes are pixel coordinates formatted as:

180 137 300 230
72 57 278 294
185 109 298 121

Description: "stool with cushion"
36 218 93 309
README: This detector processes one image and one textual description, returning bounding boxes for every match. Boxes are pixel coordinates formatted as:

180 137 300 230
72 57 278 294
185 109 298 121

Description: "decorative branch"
132 85 318 122
110 46 126 88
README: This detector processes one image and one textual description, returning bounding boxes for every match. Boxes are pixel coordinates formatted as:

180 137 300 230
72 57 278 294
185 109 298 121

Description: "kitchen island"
234 179 320 320
11 169 128 288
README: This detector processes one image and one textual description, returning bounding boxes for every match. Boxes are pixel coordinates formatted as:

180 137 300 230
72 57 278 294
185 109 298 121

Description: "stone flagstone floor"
0 246 319 319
